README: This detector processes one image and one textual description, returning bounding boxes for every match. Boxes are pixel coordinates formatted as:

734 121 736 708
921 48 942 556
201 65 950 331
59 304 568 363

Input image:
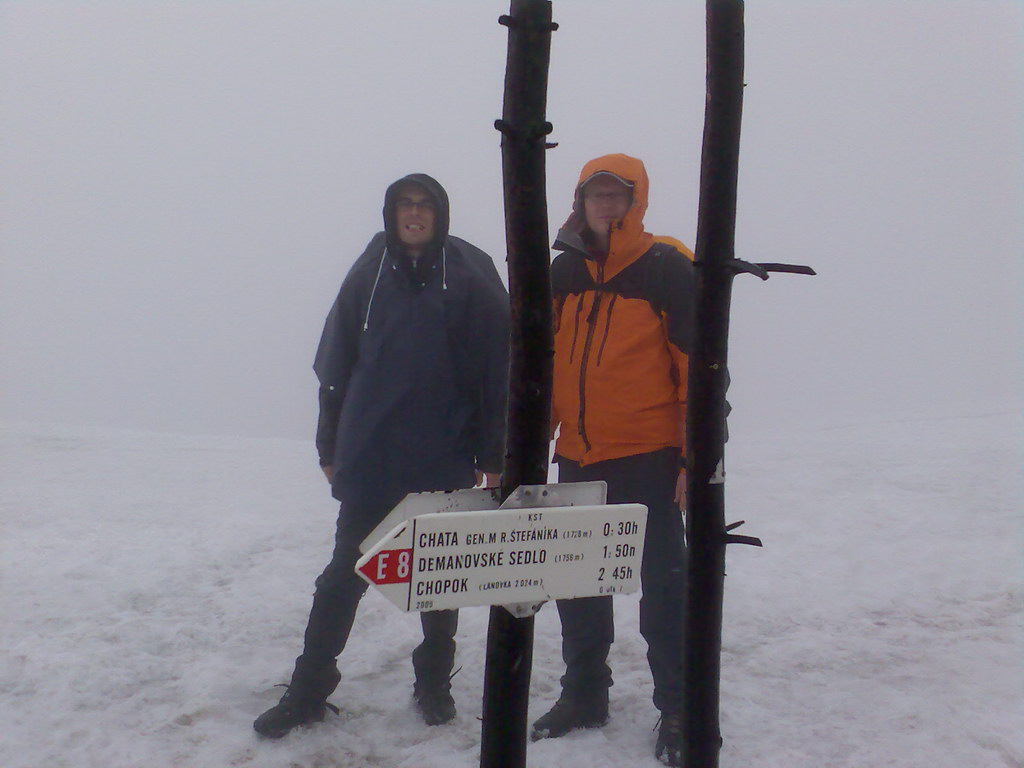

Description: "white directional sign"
355 503 647 613
358 481 610 555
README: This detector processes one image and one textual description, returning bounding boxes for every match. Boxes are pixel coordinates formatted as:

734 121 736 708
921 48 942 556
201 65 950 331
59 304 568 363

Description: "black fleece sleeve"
660 249 696 356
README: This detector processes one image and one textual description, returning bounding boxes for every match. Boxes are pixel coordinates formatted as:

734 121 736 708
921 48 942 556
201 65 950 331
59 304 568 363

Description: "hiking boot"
413 688 457 726
654 710 684 766
253 686 338 739
530 692 609 740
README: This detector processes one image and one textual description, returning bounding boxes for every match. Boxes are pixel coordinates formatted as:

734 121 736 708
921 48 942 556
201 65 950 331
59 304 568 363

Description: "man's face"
394 184 436 251
582 175 633 240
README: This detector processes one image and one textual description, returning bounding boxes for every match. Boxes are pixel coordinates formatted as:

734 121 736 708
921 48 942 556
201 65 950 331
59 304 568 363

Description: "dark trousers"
555 448 686 713
289 502 458 701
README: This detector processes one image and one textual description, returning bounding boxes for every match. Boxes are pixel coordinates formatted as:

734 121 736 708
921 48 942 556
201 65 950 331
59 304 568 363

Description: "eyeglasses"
397 198 436 213
584 191 632 205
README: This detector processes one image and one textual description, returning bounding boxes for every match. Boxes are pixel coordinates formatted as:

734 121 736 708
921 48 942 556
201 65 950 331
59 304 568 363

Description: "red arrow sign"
357 548 412 585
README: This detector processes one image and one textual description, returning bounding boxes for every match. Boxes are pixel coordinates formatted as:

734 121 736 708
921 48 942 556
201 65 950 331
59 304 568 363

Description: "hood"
554 153 655 281
382 172 451 258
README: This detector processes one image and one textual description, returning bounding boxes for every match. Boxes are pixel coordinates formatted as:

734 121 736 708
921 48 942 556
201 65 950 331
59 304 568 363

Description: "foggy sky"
2 1 1021 443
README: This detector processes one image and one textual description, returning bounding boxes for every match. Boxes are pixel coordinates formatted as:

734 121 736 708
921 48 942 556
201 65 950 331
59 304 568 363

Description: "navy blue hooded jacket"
313 174 509 508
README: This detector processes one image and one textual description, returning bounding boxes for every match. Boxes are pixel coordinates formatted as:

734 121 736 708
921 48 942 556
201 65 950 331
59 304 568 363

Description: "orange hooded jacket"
551 154 695 466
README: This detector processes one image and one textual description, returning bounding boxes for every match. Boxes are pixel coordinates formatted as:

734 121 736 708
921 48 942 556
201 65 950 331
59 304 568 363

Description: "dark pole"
480 2 556 767
684 3 814 765
684 2 745 767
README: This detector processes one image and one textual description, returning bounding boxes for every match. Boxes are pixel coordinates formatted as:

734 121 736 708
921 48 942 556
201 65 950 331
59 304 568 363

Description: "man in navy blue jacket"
254 174 509 738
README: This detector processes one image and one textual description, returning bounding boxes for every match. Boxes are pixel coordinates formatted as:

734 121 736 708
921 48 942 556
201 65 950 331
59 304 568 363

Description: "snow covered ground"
2 411 1021 768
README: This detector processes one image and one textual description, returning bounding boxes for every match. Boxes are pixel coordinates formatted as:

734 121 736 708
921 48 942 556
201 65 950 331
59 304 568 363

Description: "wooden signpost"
485 1 558 766
352 4 818 768
685 3 815 766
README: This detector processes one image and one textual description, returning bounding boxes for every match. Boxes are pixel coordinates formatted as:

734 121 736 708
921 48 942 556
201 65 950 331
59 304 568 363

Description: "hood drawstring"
364 245 448 331
363 248 388 332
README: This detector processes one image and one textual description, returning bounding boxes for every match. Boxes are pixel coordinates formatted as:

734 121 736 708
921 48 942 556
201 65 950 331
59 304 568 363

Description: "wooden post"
684 2 745 766
481 2 556 767
683 6 814 765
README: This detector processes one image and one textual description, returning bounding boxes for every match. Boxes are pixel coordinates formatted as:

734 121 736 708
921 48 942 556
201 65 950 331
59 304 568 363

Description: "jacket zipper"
595 293 617 367
568 293 585 365
576 261 606 454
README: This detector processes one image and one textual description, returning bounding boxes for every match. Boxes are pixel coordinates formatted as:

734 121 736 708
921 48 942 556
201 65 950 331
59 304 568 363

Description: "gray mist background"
2 1 1021 443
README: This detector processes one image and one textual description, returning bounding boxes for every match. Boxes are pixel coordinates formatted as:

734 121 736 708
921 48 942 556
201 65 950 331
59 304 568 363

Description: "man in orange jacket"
532 154 694 767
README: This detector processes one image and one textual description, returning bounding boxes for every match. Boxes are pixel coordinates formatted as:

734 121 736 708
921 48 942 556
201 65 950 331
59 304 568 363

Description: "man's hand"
322 465 334 483
476 471 501 488
674 467 686 508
